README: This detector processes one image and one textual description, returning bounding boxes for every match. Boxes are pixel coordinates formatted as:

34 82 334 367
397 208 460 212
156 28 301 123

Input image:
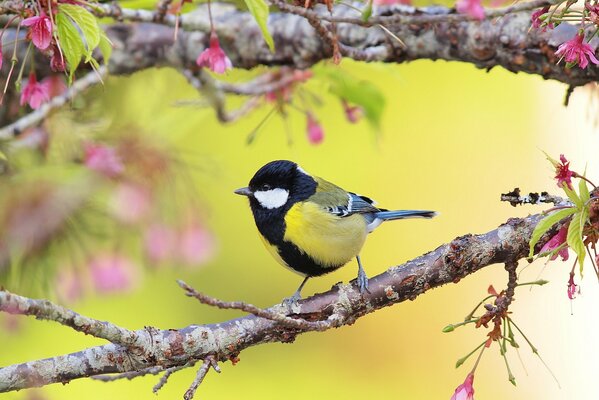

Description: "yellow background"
1 58 599 399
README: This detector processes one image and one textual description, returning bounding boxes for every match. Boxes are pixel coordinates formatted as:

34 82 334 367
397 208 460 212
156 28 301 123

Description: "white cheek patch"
254 188 289 209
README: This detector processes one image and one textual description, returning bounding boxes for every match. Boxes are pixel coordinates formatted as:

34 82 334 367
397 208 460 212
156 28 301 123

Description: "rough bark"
1 3 596 86
0 211 564 392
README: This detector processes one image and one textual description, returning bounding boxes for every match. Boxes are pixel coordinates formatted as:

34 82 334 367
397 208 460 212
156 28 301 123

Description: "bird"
234 160 437 304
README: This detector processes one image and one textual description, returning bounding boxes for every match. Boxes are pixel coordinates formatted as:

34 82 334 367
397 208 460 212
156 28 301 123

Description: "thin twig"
91 366 165 382
178 280 332 331
0 66 107 140
153 363 196 393
183 356 217 400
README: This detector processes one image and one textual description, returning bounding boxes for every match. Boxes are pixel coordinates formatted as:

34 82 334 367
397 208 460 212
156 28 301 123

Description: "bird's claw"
357 271 370 295
282 292 302 311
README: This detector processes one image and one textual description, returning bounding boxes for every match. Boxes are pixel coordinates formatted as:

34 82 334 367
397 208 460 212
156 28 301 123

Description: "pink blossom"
178 222 215 266
555 33 599 70
89 254 137 293
450 373 475 400
196 31 232 74
144 224 176 263
540 225 569 261
567 273 578 300
306 112 324 144
553 154 576 189
21 12 53 50
84 143 124 178
20 74 50 110
531 7 551 30
109 183 152 224
586 3 599 25
456 0 485 21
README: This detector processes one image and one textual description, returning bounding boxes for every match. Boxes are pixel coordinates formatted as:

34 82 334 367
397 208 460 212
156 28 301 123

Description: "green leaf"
567 209 588 272
55 12 85 83
542 150 559 168
98 31 113 65
579 175 590 204
529 207 577 257
313 65 386 129
362 0 373 22
562 182 582 209
58 4 100 61
243 0 275 52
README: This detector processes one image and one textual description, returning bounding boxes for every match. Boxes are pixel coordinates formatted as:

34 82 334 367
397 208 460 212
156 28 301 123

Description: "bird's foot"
282 292 302 311
357 270 370 295
356 256 370 295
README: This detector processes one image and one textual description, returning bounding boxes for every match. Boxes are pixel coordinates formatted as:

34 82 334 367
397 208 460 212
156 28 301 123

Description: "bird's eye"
260 184 271 191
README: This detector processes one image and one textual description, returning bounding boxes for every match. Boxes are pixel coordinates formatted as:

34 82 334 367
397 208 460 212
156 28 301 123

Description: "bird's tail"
374 210 438 221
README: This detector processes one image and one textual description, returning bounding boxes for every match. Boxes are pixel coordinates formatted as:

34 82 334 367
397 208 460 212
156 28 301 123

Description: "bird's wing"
310 177 380 217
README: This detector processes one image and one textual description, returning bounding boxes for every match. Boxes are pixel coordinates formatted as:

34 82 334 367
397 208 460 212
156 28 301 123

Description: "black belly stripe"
278 240 342 277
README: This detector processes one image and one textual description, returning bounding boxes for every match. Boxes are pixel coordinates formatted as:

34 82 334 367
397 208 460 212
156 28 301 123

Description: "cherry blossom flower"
84 143 124 178
144 224 176 263
109 183 152 224
586 3 599 25
450 373 475 400
456 0 485 21
21 12 53 50
540 225 569 261
20 74 50 110
306 112 324 144
554 154 576 189
196 31 232 74
178 222 215 266
89 254 137 293
567 273 578 300
555 33 599 70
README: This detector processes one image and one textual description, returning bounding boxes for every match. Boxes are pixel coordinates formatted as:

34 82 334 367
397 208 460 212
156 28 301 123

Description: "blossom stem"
207 0 214 32
586 246 599 282
577 174 597 188
1 19 21 102
442 318 478 332
507 317 537 354
470 342 486 374
515 280 549 287
464 294 495 321
455 340 486 369
16 42 33 88
500 341 517 386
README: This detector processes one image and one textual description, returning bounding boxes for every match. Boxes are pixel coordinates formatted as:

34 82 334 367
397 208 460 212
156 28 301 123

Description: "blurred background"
1 57 598 400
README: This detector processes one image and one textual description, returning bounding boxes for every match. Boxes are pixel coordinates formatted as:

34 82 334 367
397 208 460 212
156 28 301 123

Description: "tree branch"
0 210 568 393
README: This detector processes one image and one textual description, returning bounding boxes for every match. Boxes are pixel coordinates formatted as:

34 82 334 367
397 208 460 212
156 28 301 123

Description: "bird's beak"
234 187 253 197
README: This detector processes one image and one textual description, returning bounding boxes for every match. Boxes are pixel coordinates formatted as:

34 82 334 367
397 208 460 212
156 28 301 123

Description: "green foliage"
55 4 110 83
528 207 577 258
567 208 588 272
243 0 275 52
313 65 386 130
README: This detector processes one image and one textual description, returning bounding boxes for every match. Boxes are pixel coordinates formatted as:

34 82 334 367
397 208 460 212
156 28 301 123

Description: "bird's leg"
356 255 370 294
283 276 309 309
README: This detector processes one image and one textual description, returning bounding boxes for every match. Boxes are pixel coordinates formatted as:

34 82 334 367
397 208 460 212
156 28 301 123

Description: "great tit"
235 160 437 303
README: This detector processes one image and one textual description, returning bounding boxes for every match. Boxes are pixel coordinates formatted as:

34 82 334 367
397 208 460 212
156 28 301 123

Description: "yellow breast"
283 201 367 268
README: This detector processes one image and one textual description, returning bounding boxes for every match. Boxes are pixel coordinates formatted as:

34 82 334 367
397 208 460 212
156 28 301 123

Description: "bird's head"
235 160 316 210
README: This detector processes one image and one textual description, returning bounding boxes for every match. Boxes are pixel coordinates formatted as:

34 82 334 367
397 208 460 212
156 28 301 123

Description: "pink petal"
109 183 152 224
89 254 137 294
144 224 176 263
84 143 124 178
178 223 215 266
